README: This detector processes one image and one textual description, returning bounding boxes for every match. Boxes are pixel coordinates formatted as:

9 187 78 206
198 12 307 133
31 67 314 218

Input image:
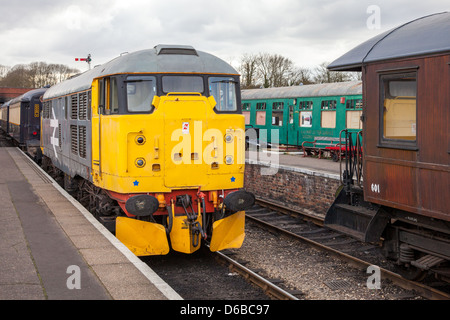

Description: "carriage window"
346 99 363 109
299 100 313 110
272 102 284 110
321 100 337 110
256 102 266 110
381 72 416 143
162 76 203 94
346 98 363 129
126 76 156 113
209 77 237 111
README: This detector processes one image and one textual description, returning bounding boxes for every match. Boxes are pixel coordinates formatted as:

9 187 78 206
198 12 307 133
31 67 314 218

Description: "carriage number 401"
371 183 381 193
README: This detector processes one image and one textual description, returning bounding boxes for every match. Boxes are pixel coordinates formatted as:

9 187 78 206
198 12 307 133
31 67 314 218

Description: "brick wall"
0 87 35 104
244 163 341 219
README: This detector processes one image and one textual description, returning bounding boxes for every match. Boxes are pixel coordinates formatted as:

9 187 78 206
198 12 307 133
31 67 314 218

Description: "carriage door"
271 102 285 145
91 78 104 180
287 103 298 146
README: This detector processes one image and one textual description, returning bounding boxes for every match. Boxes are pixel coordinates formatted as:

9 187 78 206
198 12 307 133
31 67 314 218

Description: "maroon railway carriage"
325 12 450 281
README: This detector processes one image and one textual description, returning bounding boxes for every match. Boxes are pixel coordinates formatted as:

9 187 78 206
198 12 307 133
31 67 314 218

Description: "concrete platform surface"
0 147 182 300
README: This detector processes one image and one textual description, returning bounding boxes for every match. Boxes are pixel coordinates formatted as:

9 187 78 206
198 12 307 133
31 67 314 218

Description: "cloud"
0 0 448 72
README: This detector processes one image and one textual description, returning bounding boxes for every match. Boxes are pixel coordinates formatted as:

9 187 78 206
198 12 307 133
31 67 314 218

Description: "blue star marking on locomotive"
230 176 236 182
133 180 139 186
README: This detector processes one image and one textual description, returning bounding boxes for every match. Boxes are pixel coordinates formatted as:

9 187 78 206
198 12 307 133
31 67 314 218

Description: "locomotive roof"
44 45 238 100
328 12 450 71
241 81 362 100
10 87 48 104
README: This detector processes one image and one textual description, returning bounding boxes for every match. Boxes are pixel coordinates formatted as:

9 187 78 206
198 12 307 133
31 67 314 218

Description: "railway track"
142 247 299 300
213 250 300 300
247 198 450 300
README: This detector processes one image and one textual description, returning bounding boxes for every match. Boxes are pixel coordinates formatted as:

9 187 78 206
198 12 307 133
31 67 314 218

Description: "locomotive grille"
78 126 86 158
70 125 77 155
79 92 87 120
71 95 78 120
43 101 51 119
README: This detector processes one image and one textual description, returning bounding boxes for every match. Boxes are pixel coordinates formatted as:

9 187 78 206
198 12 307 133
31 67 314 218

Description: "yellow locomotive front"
87 46 253 256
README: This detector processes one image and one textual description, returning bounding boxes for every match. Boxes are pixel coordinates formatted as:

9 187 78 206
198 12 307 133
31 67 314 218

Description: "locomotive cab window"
162 76 204 94
126 76 156 113
208 77 238 112
98 77 119 114
380 71 417 148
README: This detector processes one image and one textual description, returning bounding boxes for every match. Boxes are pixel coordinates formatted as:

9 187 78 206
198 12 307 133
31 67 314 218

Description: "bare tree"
238 52 316 88
256 53 272 88
286 67 314 86
0 62 79 88
239 53 259 89
313 62 360 83
0 64 10 79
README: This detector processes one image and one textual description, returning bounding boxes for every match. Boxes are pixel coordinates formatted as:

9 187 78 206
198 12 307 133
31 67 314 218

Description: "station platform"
0 147 182 300
246 150 341 178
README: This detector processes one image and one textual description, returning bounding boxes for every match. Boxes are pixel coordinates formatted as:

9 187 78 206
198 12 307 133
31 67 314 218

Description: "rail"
213 250 300 300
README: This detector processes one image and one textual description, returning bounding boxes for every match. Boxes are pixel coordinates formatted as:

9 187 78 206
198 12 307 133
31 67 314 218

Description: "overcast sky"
0 0 448 73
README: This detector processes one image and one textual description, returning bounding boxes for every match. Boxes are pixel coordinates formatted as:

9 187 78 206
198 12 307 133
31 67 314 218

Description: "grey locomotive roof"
241 81 362 100
328 12 450 71
11 88 48 104
44 45 238 100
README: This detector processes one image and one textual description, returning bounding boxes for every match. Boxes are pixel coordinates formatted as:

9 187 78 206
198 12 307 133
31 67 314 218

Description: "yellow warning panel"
210 211 245 252
169 215 202 254
116 217 169 256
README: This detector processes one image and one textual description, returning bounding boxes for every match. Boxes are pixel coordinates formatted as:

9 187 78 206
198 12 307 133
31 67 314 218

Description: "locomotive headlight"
125 195 159 217
224 133 233 143
223 190 255 212
135 158 146 168
135 135 146 145
225 155 234 165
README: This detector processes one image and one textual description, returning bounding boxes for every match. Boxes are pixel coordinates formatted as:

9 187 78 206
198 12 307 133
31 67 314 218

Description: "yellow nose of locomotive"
96 94 250 255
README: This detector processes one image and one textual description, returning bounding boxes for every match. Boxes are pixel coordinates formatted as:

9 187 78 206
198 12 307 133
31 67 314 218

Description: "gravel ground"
228 223 423 300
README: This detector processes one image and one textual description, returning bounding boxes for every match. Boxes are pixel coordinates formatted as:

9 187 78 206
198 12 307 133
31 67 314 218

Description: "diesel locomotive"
39 45 254 256
325 12 450 281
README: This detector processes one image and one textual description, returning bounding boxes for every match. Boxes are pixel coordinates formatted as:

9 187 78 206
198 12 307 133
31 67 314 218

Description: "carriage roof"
241 81 362 100
328 12 450 71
